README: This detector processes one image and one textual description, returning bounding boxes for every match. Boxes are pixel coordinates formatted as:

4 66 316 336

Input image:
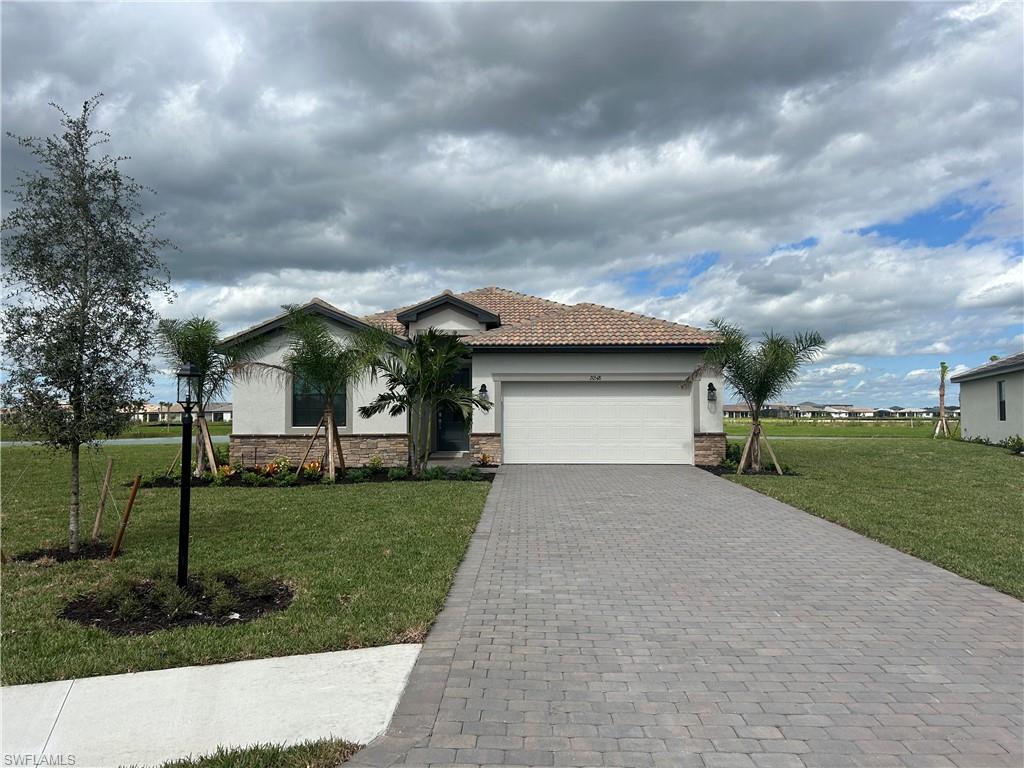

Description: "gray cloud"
2 1 1021 405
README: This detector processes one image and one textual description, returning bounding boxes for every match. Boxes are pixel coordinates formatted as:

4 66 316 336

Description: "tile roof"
950 351 1024 383
363 286 566 335
461 302 718 347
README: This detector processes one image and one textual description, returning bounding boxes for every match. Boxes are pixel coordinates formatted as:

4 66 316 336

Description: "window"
292 378 346 427
997 380 1006 422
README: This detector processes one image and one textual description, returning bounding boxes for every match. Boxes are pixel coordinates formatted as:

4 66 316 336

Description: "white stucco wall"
957 371 1024 442
407 306 486 336
231 322 406 436
470 350 722 435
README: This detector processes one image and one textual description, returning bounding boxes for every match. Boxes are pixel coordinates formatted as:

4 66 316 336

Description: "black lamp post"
176 362 201 587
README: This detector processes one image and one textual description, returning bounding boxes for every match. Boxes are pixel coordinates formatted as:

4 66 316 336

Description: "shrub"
420 466 450 481
455 467 483 481
725 441 743 464
345 467 373 483
387 466 409 481
301 460 322 480
1000 435 1024 454
367 455 384 472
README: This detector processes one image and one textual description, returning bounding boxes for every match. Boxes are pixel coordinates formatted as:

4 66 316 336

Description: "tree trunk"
325 406 337 482
420 399 434 476
750 420 763 473
332 410 346 476
195 408 206 476
69 442 81 553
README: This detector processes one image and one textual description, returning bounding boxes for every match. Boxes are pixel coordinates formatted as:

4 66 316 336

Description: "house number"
589 375 602 381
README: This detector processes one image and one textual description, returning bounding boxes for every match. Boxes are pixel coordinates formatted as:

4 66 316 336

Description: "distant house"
722 403 794 419
133 402 232 424
951 353 1024 442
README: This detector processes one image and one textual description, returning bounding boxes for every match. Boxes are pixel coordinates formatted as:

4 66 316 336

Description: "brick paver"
352 466 1023 767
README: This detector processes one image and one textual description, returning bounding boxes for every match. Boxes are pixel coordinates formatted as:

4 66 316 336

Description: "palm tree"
359 329 492 476
704 319 825 474
242 308 392 481
156 317 264 476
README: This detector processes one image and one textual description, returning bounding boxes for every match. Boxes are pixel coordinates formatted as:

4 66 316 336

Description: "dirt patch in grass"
61 572 293 636
12 541 112 564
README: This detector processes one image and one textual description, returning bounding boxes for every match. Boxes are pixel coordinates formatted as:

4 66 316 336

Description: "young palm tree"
243 309 392 481
157 317 264 475
359 329 492 476
704 319 825 474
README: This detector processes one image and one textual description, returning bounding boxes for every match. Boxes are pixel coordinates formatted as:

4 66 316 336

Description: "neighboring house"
223 287 725 466
133 402 232 423
951 353 1024 442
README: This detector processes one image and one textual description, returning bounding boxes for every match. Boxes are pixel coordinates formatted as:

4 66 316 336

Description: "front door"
436 366 471 451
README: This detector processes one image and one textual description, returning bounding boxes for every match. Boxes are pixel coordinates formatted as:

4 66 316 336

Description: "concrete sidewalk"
3 644 420 767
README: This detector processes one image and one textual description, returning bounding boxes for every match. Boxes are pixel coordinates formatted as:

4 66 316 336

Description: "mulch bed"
137 467 495 489
61 574 294 636
12 541 112 564
700 465 799 477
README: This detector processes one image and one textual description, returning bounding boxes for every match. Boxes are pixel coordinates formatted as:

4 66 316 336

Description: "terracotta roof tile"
363 286 567 335
462 302 719 347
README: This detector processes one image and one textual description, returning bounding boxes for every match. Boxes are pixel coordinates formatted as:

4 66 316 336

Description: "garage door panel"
502 381 693 464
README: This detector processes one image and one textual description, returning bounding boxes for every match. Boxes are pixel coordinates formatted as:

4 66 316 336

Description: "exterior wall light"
707 382 717 402
479 384 489 402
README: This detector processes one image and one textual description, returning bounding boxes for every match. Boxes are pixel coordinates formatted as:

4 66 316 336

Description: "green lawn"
727 438 1023 599
158 739 358 768
1 444 489 685
725 417 949 438
2 421 233 441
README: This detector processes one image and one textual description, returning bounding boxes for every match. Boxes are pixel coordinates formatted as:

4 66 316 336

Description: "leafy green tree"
1 95 172 552
360 329 492 476
156 316 264 475
239 308 392 481
703 320 825 474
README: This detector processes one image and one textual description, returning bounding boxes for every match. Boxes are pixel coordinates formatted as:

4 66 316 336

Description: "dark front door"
436 366 471 451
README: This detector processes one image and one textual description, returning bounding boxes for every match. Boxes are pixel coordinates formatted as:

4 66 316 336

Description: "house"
223 287 725 466
133 402 232 424
950 352 1024 442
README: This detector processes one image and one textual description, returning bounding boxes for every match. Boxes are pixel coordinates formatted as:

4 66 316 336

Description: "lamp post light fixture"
175 362 201 588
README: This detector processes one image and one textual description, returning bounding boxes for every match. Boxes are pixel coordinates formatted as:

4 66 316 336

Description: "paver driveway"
352 466 1023 768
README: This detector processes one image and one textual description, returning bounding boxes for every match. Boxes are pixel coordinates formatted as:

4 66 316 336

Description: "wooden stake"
200 417 218 470
736 432 753 475
761 434 784 476
297 414 325 470
91 457 114 541
109 475 141 560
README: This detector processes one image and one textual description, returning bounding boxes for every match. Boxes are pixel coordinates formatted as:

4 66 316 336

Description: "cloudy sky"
3 2 1022 405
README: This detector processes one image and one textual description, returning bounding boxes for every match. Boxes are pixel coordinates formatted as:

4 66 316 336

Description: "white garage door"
502 380 693 464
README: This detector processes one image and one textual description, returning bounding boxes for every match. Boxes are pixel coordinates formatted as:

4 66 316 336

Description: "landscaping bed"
62 572 293 636
726 437 1024 599
13 541 112 564
1 443 490 684
137 461 493 489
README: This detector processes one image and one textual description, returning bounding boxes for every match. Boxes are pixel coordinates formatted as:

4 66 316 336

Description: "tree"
359 329 492 476
1 95 172 552
156 317 264 476
703 319 825 474
239 308 392 481
934 361 950 439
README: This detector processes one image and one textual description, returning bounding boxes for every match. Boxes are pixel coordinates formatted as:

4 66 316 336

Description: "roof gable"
221 298 386 347
395 290 500 326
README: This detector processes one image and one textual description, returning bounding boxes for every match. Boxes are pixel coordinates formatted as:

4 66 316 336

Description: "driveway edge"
349 470 504 767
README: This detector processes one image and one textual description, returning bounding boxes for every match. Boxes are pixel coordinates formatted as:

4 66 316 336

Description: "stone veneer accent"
230 434 409 467
470 433 502 464
694 431 727 466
